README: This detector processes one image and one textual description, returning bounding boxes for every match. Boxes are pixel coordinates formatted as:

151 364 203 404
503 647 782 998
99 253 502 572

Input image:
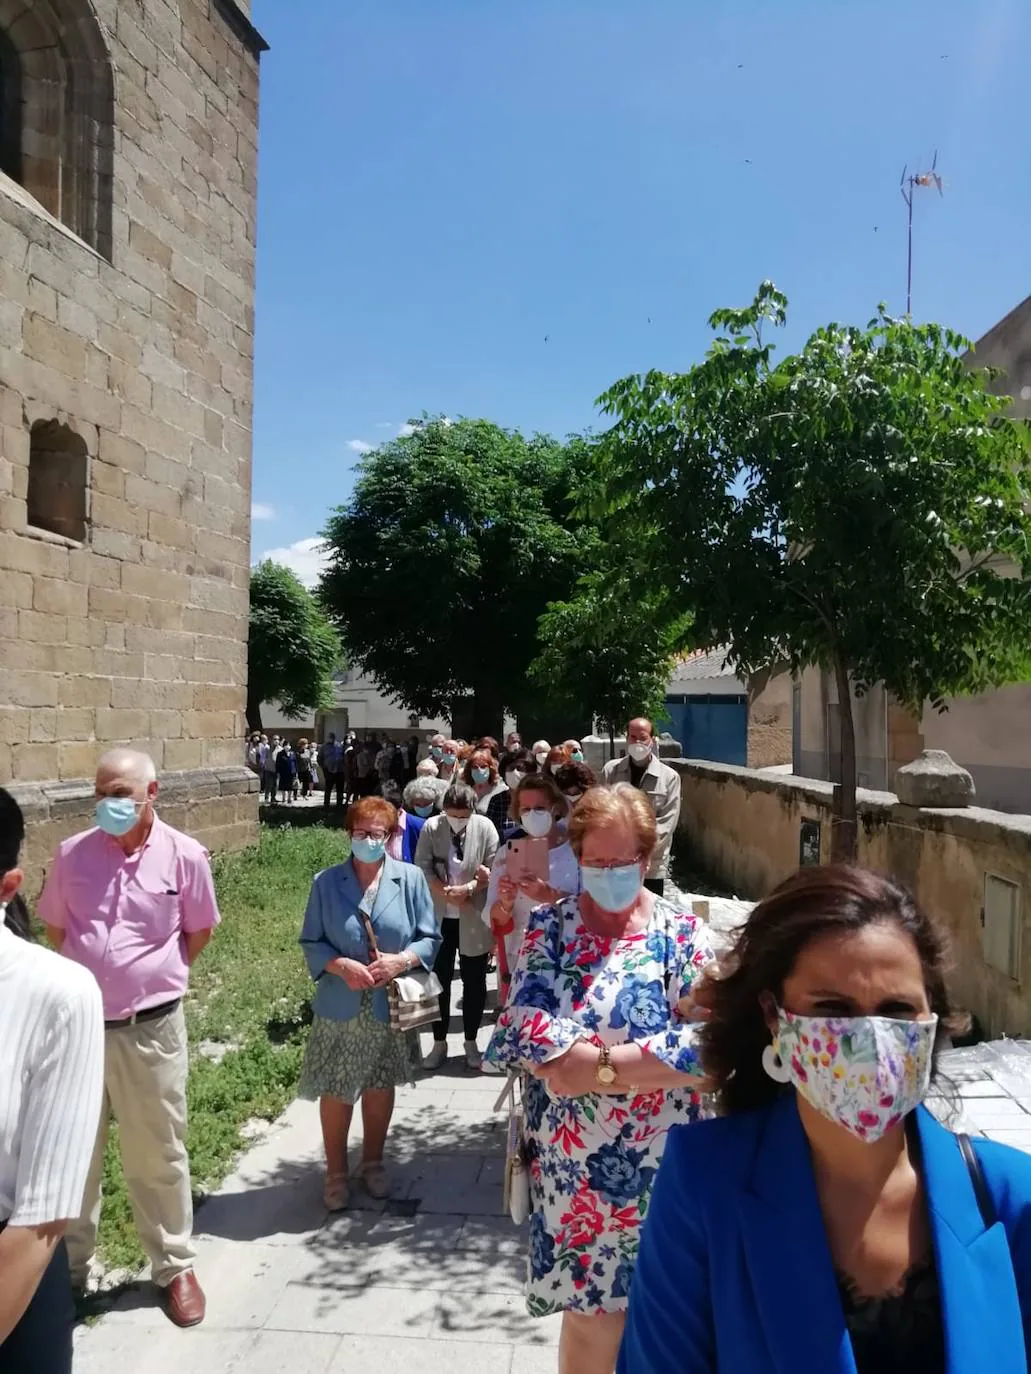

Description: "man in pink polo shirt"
38 748 220 1328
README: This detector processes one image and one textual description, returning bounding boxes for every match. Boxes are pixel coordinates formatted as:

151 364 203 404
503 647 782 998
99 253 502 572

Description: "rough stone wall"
672 758 1031 1039
0 0 262 850
11 765 259 894
746 671 792 769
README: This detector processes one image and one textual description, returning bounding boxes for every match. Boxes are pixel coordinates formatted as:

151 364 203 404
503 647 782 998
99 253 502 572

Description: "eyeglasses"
580 855 644 871
352 829 388 842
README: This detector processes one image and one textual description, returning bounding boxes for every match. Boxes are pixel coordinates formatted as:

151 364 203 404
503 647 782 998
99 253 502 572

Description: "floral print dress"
485 894 714 1316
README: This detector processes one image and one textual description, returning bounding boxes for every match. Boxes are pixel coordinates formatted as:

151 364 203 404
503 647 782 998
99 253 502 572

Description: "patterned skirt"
299 993 420 1103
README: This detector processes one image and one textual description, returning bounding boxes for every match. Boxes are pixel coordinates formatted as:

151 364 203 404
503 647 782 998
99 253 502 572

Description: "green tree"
247 561 342 731
595 282 1031 858
531 562 687 755
320 417 597 733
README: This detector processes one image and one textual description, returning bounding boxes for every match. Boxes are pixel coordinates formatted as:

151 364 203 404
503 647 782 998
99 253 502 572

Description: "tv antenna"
900 153 944 316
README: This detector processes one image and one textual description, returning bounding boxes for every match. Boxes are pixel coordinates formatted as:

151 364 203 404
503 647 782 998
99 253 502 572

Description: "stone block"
162 737 203 772
4 571 33 608
894 750 975 809
23 312 88 379
12 742 60 781
5 670 59 707
215 765 258 796
95 708 151 741
44 776 97 816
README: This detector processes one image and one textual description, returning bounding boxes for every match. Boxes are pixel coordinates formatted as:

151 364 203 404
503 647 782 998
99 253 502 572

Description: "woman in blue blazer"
298 796 440 1211
619 863 1031 1374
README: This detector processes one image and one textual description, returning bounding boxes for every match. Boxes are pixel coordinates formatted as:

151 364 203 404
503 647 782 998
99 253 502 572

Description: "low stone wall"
672 759 1031 1038
10 765 259 893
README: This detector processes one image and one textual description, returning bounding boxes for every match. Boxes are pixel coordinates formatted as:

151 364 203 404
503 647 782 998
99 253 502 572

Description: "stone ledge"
7 765 258 824
670 757 1031 849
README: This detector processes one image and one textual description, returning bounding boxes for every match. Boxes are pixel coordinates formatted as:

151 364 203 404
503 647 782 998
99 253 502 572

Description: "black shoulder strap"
958 1133 996 1230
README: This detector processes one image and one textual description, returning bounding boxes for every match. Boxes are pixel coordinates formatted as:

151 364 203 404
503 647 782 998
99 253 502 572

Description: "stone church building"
0 0 267 877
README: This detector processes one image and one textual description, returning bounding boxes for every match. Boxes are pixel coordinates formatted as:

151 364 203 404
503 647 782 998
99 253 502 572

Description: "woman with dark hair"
553 760 596 806
0 788 104 1373
463 745 510 840
415 782 498 1071
620 863 1031 1374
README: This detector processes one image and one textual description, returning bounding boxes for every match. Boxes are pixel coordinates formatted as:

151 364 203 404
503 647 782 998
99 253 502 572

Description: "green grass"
97 823 350 1272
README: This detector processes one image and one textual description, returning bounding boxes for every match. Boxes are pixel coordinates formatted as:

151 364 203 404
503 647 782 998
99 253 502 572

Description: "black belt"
104 997 181 1030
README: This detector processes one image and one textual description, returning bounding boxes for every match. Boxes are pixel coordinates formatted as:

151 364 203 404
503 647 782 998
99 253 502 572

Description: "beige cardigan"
413 811 499 957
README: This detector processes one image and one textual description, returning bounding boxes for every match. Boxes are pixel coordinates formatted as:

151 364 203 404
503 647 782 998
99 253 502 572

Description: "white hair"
96 749 157 785
416 759 439 777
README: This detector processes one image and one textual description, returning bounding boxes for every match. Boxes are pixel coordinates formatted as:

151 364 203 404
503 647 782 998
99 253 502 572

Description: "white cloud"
251 501 276 521
347 438 373 454
397 422 417 438
375 421 395 430
255 536 328 588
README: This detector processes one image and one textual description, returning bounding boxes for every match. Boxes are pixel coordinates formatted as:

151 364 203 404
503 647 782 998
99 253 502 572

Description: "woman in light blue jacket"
299 795 440 1211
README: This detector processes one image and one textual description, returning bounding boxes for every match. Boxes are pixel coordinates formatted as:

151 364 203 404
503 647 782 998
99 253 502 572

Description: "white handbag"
495 1072 531 1224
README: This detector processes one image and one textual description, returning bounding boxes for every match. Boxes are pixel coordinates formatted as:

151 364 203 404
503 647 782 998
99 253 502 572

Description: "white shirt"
0 919 104 1227
485 839 580 967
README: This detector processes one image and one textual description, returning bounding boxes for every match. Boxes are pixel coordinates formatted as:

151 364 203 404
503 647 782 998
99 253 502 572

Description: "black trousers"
644 878 665 897
323 771 345 809
0 1232 74 1374
432 917 488 1042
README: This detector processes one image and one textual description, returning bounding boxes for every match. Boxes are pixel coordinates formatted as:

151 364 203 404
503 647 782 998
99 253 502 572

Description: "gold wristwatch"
596 1046 617 1087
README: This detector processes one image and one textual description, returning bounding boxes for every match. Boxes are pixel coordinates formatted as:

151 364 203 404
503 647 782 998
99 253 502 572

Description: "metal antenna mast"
900 152 943 316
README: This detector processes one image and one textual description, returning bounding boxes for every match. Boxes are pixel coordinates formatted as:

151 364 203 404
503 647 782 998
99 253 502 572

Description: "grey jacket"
414 811 499 957
601 753 682 879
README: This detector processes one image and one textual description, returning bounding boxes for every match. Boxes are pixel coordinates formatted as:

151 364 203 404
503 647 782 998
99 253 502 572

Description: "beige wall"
673 759 1031 1037
0 0 263 848
747 670 792 768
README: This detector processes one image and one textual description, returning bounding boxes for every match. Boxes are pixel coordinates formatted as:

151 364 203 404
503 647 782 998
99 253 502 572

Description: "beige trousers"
65 1004 195 1288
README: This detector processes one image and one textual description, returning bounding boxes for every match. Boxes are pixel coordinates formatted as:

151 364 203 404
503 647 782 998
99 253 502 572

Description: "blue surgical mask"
471 766 490 784
96 796 141 837
430 746 443 761
571 751 584 764
442 753 457 767
352 836 387 864
580 863 643 913
413 804 434 818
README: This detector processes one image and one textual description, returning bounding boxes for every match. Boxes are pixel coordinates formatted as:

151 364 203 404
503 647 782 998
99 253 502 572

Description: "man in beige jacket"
602 717 682 895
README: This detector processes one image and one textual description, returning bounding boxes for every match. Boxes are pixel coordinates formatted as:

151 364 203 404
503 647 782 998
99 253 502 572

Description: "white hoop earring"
762 1043 791 1084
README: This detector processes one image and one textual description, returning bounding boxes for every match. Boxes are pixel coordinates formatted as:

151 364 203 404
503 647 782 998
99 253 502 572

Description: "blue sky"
249 0 1031 583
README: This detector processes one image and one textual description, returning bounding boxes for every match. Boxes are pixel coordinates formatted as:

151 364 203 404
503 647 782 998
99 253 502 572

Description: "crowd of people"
7 719 1031 1374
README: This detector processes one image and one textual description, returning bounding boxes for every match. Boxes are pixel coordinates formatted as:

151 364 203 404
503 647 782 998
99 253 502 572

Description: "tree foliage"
320 417 598 731
247 561 342 730
595 282 1031 856
531 560 687 742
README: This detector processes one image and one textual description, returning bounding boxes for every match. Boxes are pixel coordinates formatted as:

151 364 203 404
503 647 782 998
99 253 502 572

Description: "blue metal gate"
663 694 748 766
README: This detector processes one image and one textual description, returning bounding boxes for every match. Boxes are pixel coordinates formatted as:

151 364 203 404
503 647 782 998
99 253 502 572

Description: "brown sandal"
323 1172 350 1211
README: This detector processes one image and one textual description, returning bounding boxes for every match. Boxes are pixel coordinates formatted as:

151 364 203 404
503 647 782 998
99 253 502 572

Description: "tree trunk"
831 653 858 861
469 690 504 742
608 725 615 761
245 685 263 734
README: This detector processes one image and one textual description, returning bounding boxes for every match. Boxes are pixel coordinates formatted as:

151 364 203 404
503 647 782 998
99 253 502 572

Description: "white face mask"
534 751 549 765
446 814 469 834
505 770 525 789
628 741 652 763
521 808 554 838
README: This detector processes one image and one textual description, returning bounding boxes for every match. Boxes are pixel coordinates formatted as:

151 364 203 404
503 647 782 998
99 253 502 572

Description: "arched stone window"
0 0 114 257
27 418 89 543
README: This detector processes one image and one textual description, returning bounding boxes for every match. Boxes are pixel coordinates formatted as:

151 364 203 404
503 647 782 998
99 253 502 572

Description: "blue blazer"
299 856 441 1023
619 1093 1031 1373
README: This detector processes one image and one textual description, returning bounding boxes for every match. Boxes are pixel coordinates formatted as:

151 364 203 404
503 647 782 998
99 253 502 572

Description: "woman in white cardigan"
0 788 104 1374
414 782 499 1070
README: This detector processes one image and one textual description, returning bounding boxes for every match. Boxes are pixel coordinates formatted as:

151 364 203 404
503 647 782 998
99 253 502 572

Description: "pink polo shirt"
37 814 221 1021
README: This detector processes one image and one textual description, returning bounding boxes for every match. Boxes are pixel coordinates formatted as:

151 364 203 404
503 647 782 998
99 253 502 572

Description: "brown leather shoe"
164 1270 206 1327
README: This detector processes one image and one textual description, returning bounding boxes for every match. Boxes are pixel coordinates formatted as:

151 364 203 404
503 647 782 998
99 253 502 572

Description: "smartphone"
508 836 549 885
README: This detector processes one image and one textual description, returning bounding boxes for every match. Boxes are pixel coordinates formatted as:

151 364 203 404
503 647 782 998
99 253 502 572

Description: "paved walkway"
72 891 1031 1373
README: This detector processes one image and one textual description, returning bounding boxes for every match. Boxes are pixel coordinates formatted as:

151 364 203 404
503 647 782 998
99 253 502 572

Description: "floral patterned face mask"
764 1009 938 1142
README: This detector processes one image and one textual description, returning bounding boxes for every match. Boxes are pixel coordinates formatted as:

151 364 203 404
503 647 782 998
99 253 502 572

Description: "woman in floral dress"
486 783 715 1374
